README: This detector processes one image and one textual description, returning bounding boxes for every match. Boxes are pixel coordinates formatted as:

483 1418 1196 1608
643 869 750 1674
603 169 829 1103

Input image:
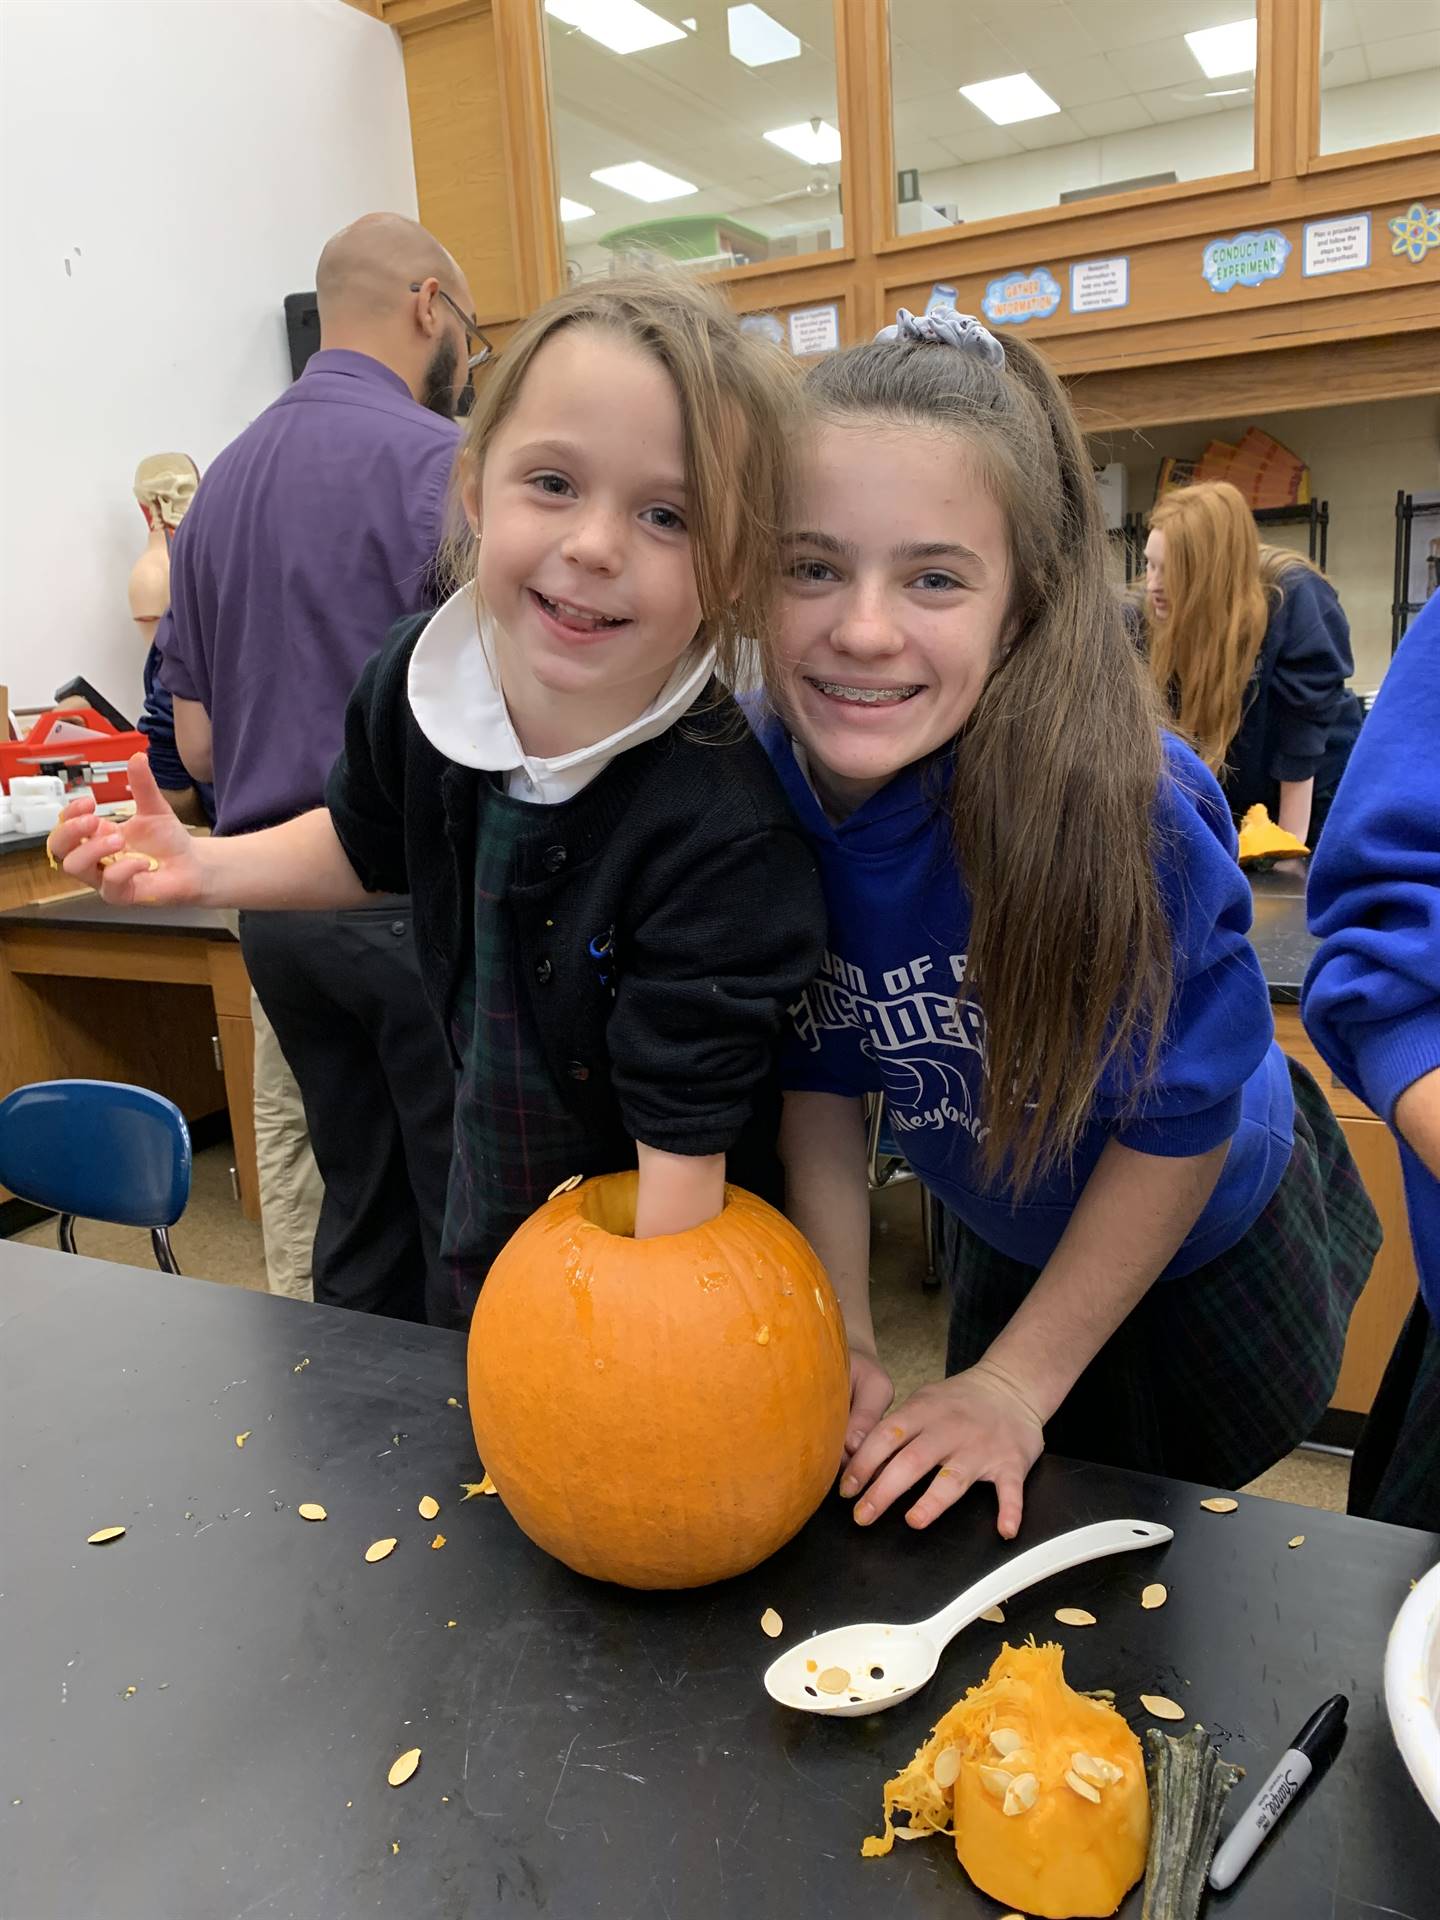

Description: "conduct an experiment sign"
1202 228 1291 293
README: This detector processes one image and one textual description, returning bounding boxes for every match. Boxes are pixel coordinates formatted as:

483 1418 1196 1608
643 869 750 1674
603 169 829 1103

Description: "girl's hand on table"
839 1359 1044 1540
845 1344 894 1463
49 753 207 907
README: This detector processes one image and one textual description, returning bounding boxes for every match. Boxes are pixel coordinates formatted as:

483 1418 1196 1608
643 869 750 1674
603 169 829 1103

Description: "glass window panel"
546 2 843 281
1318 0 1440 157
890 1 1257 235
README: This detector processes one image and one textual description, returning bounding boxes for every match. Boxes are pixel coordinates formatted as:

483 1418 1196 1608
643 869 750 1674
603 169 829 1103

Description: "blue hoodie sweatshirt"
1304 593 1440 1322
755 719 1294 1278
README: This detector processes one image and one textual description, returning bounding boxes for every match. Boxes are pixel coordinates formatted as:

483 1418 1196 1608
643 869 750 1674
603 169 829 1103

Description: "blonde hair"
786 330 1174 1197
443 271 797 683
1146 480 1314 773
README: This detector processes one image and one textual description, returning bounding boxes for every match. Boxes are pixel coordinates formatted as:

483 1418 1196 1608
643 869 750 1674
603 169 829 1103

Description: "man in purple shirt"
159 212 478 1322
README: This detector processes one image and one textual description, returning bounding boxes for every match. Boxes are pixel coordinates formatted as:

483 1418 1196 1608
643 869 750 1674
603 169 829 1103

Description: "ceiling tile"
1136 81 1245 123
889 35 1016 97
1317 43 1370 89
1106 36 1207 93
1366 29 1440 79
1069 0 1253 51
987 5 1104 67
1030 52 1134 109
1320 0 1361 52
1070 94 1157 135
1362 0 1440 41
934 124 1026 164
1008 108 1087 150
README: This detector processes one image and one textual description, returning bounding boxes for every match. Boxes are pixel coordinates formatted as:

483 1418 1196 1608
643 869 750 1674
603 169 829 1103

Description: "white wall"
1090 398 1440 688
0 0 417 713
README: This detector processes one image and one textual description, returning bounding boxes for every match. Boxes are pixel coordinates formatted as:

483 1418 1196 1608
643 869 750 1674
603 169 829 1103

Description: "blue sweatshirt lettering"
756 720 1294 1278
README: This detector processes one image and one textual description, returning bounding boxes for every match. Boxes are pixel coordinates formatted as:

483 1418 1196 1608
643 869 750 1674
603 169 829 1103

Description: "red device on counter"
0 708 147 805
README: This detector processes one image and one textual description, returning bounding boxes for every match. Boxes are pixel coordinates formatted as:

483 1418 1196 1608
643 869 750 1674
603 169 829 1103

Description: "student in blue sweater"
759 308 1379 1538
1304 591 1440 1532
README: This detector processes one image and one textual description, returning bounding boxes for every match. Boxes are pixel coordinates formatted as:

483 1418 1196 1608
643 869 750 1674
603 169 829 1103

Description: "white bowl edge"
1385 1559 1440 1826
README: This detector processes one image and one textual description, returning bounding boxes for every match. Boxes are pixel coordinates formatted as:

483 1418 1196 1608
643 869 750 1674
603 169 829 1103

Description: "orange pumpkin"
863 1642 1149 1919
466 1172 849 1589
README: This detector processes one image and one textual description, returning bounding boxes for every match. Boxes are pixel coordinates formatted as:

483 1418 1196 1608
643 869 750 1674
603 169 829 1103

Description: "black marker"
1209 1693 1348 1890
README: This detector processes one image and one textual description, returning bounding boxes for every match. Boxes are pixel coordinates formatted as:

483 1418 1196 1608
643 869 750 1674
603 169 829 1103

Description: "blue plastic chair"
0 1079 191 1272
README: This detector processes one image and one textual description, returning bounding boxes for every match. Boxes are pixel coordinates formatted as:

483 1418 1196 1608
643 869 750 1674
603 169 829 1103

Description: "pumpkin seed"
1288 1534 1305 1549
418 1495 440 1520
892 1826 935 1842
755 1325 770 1346
760 1608 784 1638
365 1538 398 1563
297 1503 327 1522
446 1397 461 1408
387 1747 421 1788
446 1621 457 1629
1140 1693 1187 1722
99 852 161 872
932 1746 961 1789
430 1533 446 1550
1065 1767 1102 1804
87 1526 126 1545
1071 1750 1123 1787
979 1604 1005 1624
1199 1496 1238 1514
1002 1772 1038 1817
1054 1607 1097 1627
977 1764 1013 1799
816 1666 850 1694
990 1727 1024 1757
235 1432 251 1448
548 1174 584 1199
1141 1583 1168 1610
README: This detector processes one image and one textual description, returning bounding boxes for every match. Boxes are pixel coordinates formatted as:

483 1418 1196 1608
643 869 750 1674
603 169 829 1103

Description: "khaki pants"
250 987 323 1302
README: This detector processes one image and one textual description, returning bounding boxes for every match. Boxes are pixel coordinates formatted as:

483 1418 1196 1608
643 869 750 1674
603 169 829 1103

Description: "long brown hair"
1146 480 1315 773
788 330 1174 1195
442 270 797 683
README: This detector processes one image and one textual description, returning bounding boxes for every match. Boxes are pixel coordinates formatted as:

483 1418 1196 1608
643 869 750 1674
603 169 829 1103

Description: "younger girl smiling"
54 274 825 1328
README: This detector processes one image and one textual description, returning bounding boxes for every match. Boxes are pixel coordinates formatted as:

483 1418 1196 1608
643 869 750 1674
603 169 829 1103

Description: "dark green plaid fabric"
1349 1300 1440 1532
941 1058 1382 1491
438 779 593 1328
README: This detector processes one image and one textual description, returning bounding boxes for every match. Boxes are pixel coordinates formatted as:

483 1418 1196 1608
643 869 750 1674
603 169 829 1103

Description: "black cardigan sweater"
326 617 826 1186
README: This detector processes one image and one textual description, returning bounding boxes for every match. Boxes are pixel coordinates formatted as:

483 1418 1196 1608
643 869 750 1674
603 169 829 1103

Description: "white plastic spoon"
764 1516 1173 1717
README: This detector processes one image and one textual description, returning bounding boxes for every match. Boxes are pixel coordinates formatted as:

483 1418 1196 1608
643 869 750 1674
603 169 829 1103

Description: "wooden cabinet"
1273 1003 1416 1416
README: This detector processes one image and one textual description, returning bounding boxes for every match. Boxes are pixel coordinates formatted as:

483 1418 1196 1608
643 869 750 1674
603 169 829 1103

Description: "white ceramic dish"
1385 1559 1440 1825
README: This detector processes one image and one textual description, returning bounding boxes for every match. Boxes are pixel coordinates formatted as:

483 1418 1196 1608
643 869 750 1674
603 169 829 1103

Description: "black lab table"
3 1244 1436 1919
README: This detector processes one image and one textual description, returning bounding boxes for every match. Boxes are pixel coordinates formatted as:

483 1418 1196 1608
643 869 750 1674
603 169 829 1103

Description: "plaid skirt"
1349 1301 1440 1532
941 1059 1382 1491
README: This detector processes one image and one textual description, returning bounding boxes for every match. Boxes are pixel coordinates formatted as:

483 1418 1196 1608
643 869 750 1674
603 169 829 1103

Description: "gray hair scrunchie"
874 305 1006 368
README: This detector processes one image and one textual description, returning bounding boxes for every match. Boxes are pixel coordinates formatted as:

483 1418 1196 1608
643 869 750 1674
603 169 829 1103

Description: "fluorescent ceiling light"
559 196 596 222
728 4 799 67
959 71 1061 126
1184 18 1257 79
763 118 841 165
545 0 685 57
590 160 698 201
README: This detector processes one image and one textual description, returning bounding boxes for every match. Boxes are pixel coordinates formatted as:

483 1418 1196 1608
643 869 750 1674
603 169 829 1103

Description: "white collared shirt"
406 585 715 806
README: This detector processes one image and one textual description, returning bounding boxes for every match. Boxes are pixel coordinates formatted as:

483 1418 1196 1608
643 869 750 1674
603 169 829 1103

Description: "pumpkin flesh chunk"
863 1641 1149 1919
